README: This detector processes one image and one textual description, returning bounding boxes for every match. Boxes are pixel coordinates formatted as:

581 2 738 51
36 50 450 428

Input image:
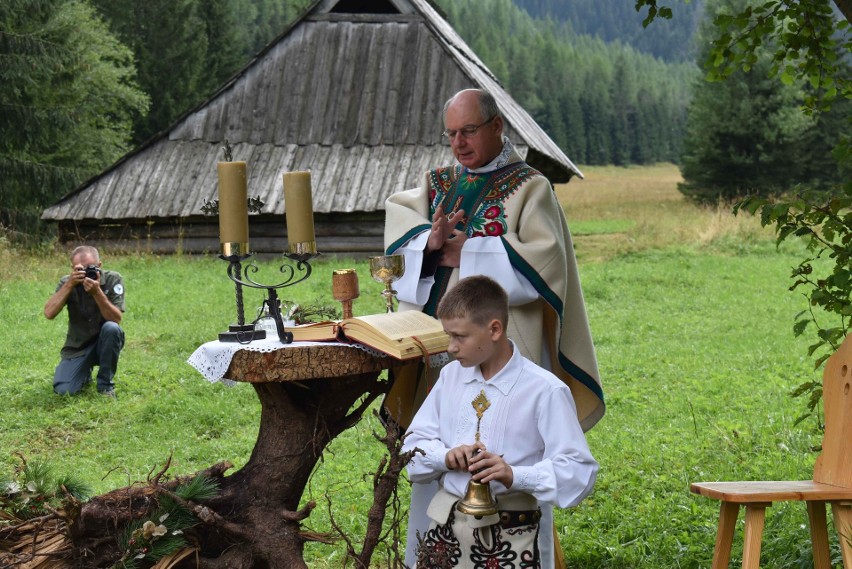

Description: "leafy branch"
290 303 341 325
737 184 852 422
634 0 673 28
637 0 851 113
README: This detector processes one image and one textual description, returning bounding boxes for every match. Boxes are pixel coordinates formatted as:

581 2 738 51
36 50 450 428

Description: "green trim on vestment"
500 237 563 314
386 224 431 256
501 237 603 401
560 352 605 402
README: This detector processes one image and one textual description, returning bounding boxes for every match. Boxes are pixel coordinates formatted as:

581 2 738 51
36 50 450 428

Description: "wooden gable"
42 0 581 254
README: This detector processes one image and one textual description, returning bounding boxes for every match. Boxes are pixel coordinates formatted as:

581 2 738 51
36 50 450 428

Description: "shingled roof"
42 0 582 253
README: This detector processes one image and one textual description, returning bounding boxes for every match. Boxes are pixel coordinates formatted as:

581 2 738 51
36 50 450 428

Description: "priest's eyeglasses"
442 115 496 140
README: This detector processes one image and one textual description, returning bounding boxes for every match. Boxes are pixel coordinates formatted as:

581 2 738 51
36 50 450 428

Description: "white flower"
143 520 169 540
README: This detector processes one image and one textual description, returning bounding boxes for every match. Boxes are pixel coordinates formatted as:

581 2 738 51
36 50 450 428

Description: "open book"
290 310 449 360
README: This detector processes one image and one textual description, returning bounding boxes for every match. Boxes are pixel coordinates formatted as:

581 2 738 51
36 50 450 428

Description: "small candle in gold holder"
283 171 316 255
332 269 359 320
218 160 249 257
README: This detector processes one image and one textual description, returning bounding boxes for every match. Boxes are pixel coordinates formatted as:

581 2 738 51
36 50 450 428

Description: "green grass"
569 247 830 568
1 164 846 567
569 219 635 236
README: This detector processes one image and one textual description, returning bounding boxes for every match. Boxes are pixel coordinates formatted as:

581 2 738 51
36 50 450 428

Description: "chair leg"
807 501 831 569
741 503 769 569
711 501 740 569
833 502 852 569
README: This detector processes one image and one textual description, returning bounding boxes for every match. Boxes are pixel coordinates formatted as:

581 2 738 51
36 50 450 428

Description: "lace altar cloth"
188 334 344 386
188 334 450 386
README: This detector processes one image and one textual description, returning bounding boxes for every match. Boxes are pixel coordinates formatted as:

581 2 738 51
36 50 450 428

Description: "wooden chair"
690 334 852 569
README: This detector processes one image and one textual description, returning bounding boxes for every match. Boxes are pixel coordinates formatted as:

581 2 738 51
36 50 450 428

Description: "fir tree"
198 0 247 96
679 0 825 202
95 0 207 143
0 0 149 236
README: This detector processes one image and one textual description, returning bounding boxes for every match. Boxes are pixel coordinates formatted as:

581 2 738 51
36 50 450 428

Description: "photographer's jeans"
53 322 125 395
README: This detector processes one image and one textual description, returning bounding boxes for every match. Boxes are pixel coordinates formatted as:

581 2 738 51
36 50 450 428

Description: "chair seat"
691 480 852 503
689 337 852 569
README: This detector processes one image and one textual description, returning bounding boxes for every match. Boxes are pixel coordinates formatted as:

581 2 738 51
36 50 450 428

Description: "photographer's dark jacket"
55 271 125 359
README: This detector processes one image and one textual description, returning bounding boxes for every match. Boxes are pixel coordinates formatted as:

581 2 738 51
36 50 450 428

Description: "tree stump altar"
2 343 400 569
206 343 396 567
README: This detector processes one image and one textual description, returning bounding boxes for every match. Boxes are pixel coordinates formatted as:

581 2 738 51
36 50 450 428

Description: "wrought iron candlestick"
214 140 319 344
457 389 498 518
220 251 316 344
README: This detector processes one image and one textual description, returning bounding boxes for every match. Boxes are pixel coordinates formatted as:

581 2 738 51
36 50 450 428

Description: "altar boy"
402 275 598 568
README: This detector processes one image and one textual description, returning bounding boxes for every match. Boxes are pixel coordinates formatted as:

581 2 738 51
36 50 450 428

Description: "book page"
289 320 339 341
352 311 443 340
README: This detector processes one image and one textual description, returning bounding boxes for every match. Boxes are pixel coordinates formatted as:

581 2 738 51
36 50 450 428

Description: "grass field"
1 163 844 567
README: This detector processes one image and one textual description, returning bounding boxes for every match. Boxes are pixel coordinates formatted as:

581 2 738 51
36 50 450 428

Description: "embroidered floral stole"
422 161 541 316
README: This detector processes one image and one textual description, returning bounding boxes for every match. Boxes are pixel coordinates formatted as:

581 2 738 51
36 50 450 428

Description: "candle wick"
222 139 233 162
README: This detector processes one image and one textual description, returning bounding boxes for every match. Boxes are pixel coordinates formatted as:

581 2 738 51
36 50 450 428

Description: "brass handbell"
456 478 498 518
458 390 499 518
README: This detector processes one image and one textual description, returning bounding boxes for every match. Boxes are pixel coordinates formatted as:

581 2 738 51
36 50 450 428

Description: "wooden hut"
41 0 582 255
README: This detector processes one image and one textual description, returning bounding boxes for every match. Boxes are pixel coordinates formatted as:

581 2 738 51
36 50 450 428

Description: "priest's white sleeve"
459 236 539 304
393 233 538 307
392 231 434 306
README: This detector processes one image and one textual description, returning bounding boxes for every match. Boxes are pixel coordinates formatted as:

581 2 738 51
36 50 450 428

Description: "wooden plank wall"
56 212 385 256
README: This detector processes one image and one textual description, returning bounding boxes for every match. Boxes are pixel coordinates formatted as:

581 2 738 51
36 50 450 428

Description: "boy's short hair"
437 275 509 327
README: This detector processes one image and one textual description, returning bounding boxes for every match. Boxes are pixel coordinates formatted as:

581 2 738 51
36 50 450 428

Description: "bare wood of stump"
192 344 394 568
227 343 390 383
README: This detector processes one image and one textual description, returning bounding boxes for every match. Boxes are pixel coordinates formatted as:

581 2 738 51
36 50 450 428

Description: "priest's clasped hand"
427 205 467 268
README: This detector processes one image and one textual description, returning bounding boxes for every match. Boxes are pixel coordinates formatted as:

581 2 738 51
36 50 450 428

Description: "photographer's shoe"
99 389 117 399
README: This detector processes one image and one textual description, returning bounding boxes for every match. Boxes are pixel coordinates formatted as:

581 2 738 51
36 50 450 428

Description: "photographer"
44 245 125 397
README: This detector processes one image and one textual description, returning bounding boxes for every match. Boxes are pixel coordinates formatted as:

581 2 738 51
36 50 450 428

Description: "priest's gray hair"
443 89 502 122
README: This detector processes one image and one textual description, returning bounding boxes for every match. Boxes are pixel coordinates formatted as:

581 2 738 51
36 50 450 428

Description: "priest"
383 88 604 568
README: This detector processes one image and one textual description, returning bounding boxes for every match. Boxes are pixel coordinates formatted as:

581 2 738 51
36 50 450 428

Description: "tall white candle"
218 161 249 249
283 171 316 252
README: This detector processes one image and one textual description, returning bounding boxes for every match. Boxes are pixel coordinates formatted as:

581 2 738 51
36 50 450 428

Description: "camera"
84 265 101 280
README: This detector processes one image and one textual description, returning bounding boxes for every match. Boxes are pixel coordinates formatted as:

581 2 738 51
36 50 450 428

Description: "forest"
439 0 696 166
0 0 695 239
0 0 848 238
513 0 704 62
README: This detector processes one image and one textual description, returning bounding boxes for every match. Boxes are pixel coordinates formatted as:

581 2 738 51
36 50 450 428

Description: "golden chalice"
369 255 405 313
